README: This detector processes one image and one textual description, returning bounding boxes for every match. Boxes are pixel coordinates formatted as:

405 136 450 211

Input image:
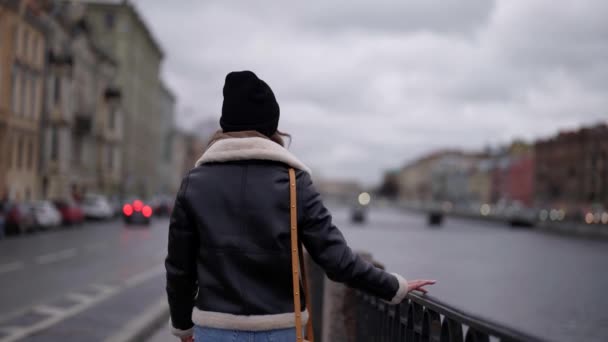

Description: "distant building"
39 4 122 200
83 1 166 198
0 1 46 201
397 150 456 202
505 153 534 207
468 158 493 205
430 152 478 204
316 179 362 202
155 81 176 195
535 123 608 209
170 129 187 194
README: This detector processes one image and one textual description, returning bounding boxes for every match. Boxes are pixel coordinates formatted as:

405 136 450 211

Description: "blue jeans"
194 326 296 342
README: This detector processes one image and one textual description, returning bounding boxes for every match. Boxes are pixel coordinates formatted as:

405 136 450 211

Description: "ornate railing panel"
355 292 546 342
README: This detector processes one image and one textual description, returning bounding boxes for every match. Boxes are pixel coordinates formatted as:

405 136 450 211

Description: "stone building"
0 1 46 201
535 123 608 209
397 150 458 202
156 81 176 195
83 1 165 198
38 4 122 200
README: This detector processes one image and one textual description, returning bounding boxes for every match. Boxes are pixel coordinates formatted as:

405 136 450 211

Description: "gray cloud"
135 0 608 185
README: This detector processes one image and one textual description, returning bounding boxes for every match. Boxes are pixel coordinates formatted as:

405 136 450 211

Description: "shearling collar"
195 137 311 174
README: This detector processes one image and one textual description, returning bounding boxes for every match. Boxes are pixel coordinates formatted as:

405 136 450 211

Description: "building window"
17 137 23 169
108 108 115 130
30 77 37 119
11 66 19 114
105 12 115 30
27 140 33 170
50 127 58 161
107 145 113 169
32 36 37 65
7 137 13 169
53 75 61 104
23 29 29 60
20 71 27 116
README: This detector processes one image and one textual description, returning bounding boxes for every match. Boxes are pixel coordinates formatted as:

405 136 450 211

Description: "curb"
104 297 170 342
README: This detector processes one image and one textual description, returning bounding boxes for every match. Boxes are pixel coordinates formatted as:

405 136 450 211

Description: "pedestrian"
166 70 435 342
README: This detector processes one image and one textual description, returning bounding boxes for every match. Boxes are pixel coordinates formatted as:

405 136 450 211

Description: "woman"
166 71 435 342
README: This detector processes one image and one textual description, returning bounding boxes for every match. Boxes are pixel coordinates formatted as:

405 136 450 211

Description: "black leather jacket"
166 159 401 332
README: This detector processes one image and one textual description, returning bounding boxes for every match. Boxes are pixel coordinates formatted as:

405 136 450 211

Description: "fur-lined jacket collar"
195 136 311 174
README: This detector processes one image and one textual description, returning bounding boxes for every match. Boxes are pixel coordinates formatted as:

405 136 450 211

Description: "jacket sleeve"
166 174 199 337
297 171 408 304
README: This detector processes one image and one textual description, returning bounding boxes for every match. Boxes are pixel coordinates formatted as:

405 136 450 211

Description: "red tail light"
133 200 143 212
142 205 153 218
123 204 133 216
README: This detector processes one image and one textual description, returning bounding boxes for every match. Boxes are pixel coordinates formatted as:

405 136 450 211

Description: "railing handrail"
405 292 547 342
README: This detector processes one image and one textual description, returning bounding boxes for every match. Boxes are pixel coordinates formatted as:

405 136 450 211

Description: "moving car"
5 203 36 235
81 194 114 220
122 199 153 225
350 192 371 224
53 199 85 226
32 201 62 230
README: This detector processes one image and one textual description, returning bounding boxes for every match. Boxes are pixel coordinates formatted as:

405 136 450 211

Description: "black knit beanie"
220 71 280 137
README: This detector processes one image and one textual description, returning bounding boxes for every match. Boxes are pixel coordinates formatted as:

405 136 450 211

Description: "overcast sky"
133 0 607 185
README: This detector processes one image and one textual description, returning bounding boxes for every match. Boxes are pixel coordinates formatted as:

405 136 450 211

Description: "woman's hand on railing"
407 279 436 294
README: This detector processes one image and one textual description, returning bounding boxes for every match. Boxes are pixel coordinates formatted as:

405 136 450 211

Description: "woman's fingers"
407 279 437 294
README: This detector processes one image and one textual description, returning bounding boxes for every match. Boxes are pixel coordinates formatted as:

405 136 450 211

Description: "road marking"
0 287 118 342
85 242 108 252
124 265 164 288
35 248 78 265
66 293 94 304
0 265 165 342
90 283 117 294
33 306 66 316
0 262 24 275
104 298 168 342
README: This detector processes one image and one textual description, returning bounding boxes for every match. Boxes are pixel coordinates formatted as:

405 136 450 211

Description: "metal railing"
354 292 547 342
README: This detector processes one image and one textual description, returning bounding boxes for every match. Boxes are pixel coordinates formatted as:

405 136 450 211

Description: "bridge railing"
305 251 547 342
354 291 546 342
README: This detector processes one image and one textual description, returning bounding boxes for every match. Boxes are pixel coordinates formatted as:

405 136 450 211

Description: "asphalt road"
0 217 170 341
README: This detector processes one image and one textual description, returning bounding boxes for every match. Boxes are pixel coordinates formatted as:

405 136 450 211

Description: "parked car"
122 199 153 225
150 195 173 217
0 201 6 239
32 201 62 230
81 194 114 220
108 196 124 217
5 203 37 235
53 199 85 226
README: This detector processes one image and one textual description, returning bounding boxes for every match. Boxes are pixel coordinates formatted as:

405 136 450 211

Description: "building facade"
0 1 46 201
83 1 164 198
156 82 175 195
535 123 608 210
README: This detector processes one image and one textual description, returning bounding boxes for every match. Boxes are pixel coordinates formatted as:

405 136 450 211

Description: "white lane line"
66 293 95 304
103 298 168 342
85 242 108 252
0 262 24 275
124 265 164 288
0 287 119 342
90 283 117 294
35 248 78 265
0 265 165 342
33 305 66 316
